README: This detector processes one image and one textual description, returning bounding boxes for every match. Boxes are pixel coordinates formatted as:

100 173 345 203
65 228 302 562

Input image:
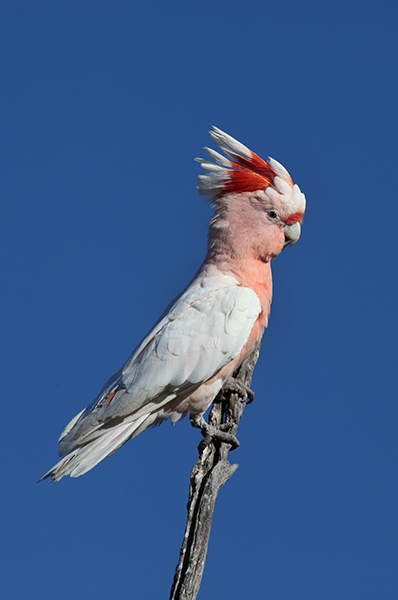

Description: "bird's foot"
190 414 240 450
224 377 255 404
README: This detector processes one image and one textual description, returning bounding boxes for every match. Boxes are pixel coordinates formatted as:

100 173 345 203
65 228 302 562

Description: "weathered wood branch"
169 342 261 600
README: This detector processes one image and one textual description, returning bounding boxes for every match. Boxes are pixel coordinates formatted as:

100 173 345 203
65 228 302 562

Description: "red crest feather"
196 127 293 201
196 127 305 218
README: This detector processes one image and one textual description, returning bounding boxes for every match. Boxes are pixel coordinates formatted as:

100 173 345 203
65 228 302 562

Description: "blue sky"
1 2 398 599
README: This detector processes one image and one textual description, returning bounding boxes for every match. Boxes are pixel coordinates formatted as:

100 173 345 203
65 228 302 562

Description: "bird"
40 126 306 482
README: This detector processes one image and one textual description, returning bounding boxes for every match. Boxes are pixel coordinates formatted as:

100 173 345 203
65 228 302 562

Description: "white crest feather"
196 127 306 216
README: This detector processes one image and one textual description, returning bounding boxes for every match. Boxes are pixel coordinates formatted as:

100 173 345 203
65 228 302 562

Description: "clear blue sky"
1 2 397 599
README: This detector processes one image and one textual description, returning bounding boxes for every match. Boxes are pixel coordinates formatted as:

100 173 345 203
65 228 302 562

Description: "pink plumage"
40 127 306 482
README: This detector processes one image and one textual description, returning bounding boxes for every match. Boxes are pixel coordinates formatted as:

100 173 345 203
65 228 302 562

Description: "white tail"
39 414 153 482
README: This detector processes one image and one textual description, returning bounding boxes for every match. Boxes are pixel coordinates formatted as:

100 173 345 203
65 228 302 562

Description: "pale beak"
283 222 301 248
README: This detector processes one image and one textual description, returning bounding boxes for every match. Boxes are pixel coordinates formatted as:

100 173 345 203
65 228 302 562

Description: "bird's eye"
268 210 279 220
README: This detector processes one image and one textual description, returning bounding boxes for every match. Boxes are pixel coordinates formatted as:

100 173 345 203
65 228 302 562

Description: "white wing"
58 270 261 455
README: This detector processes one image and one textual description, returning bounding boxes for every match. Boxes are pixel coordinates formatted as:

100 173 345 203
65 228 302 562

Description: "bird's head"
196 127 306 261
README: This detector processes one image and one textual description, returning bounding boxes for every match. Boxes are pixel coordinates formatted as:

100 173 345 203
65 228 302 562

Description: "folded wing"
56 273 261 464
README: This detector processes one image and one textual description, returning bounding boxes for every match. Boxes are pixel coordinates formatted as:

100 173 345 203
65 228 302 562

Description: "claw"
190 414 240 450
224 377 255 403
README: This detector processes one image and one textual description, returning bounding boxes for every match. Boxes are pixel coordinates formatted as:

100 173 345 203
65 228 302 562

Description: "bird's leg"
224 377 255 404
190 414 240 450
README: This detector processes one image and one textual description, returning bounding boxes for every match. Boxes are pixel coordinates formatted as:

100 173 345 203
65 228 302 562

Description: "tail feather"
39 414 153 482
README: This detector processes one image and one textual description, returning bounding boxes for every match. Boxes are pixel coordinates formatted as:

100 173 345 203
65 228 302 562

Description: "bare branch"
169 342 261 600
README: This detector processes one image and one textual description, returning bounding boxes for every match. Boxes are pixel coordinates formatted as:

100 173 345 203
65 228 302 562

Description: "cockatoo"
40 127 306 482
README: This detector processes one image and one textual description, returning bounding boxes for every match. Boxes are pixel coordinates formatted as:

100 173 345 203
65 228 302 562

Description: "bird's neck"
205 252 273 312
204 202 275 310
